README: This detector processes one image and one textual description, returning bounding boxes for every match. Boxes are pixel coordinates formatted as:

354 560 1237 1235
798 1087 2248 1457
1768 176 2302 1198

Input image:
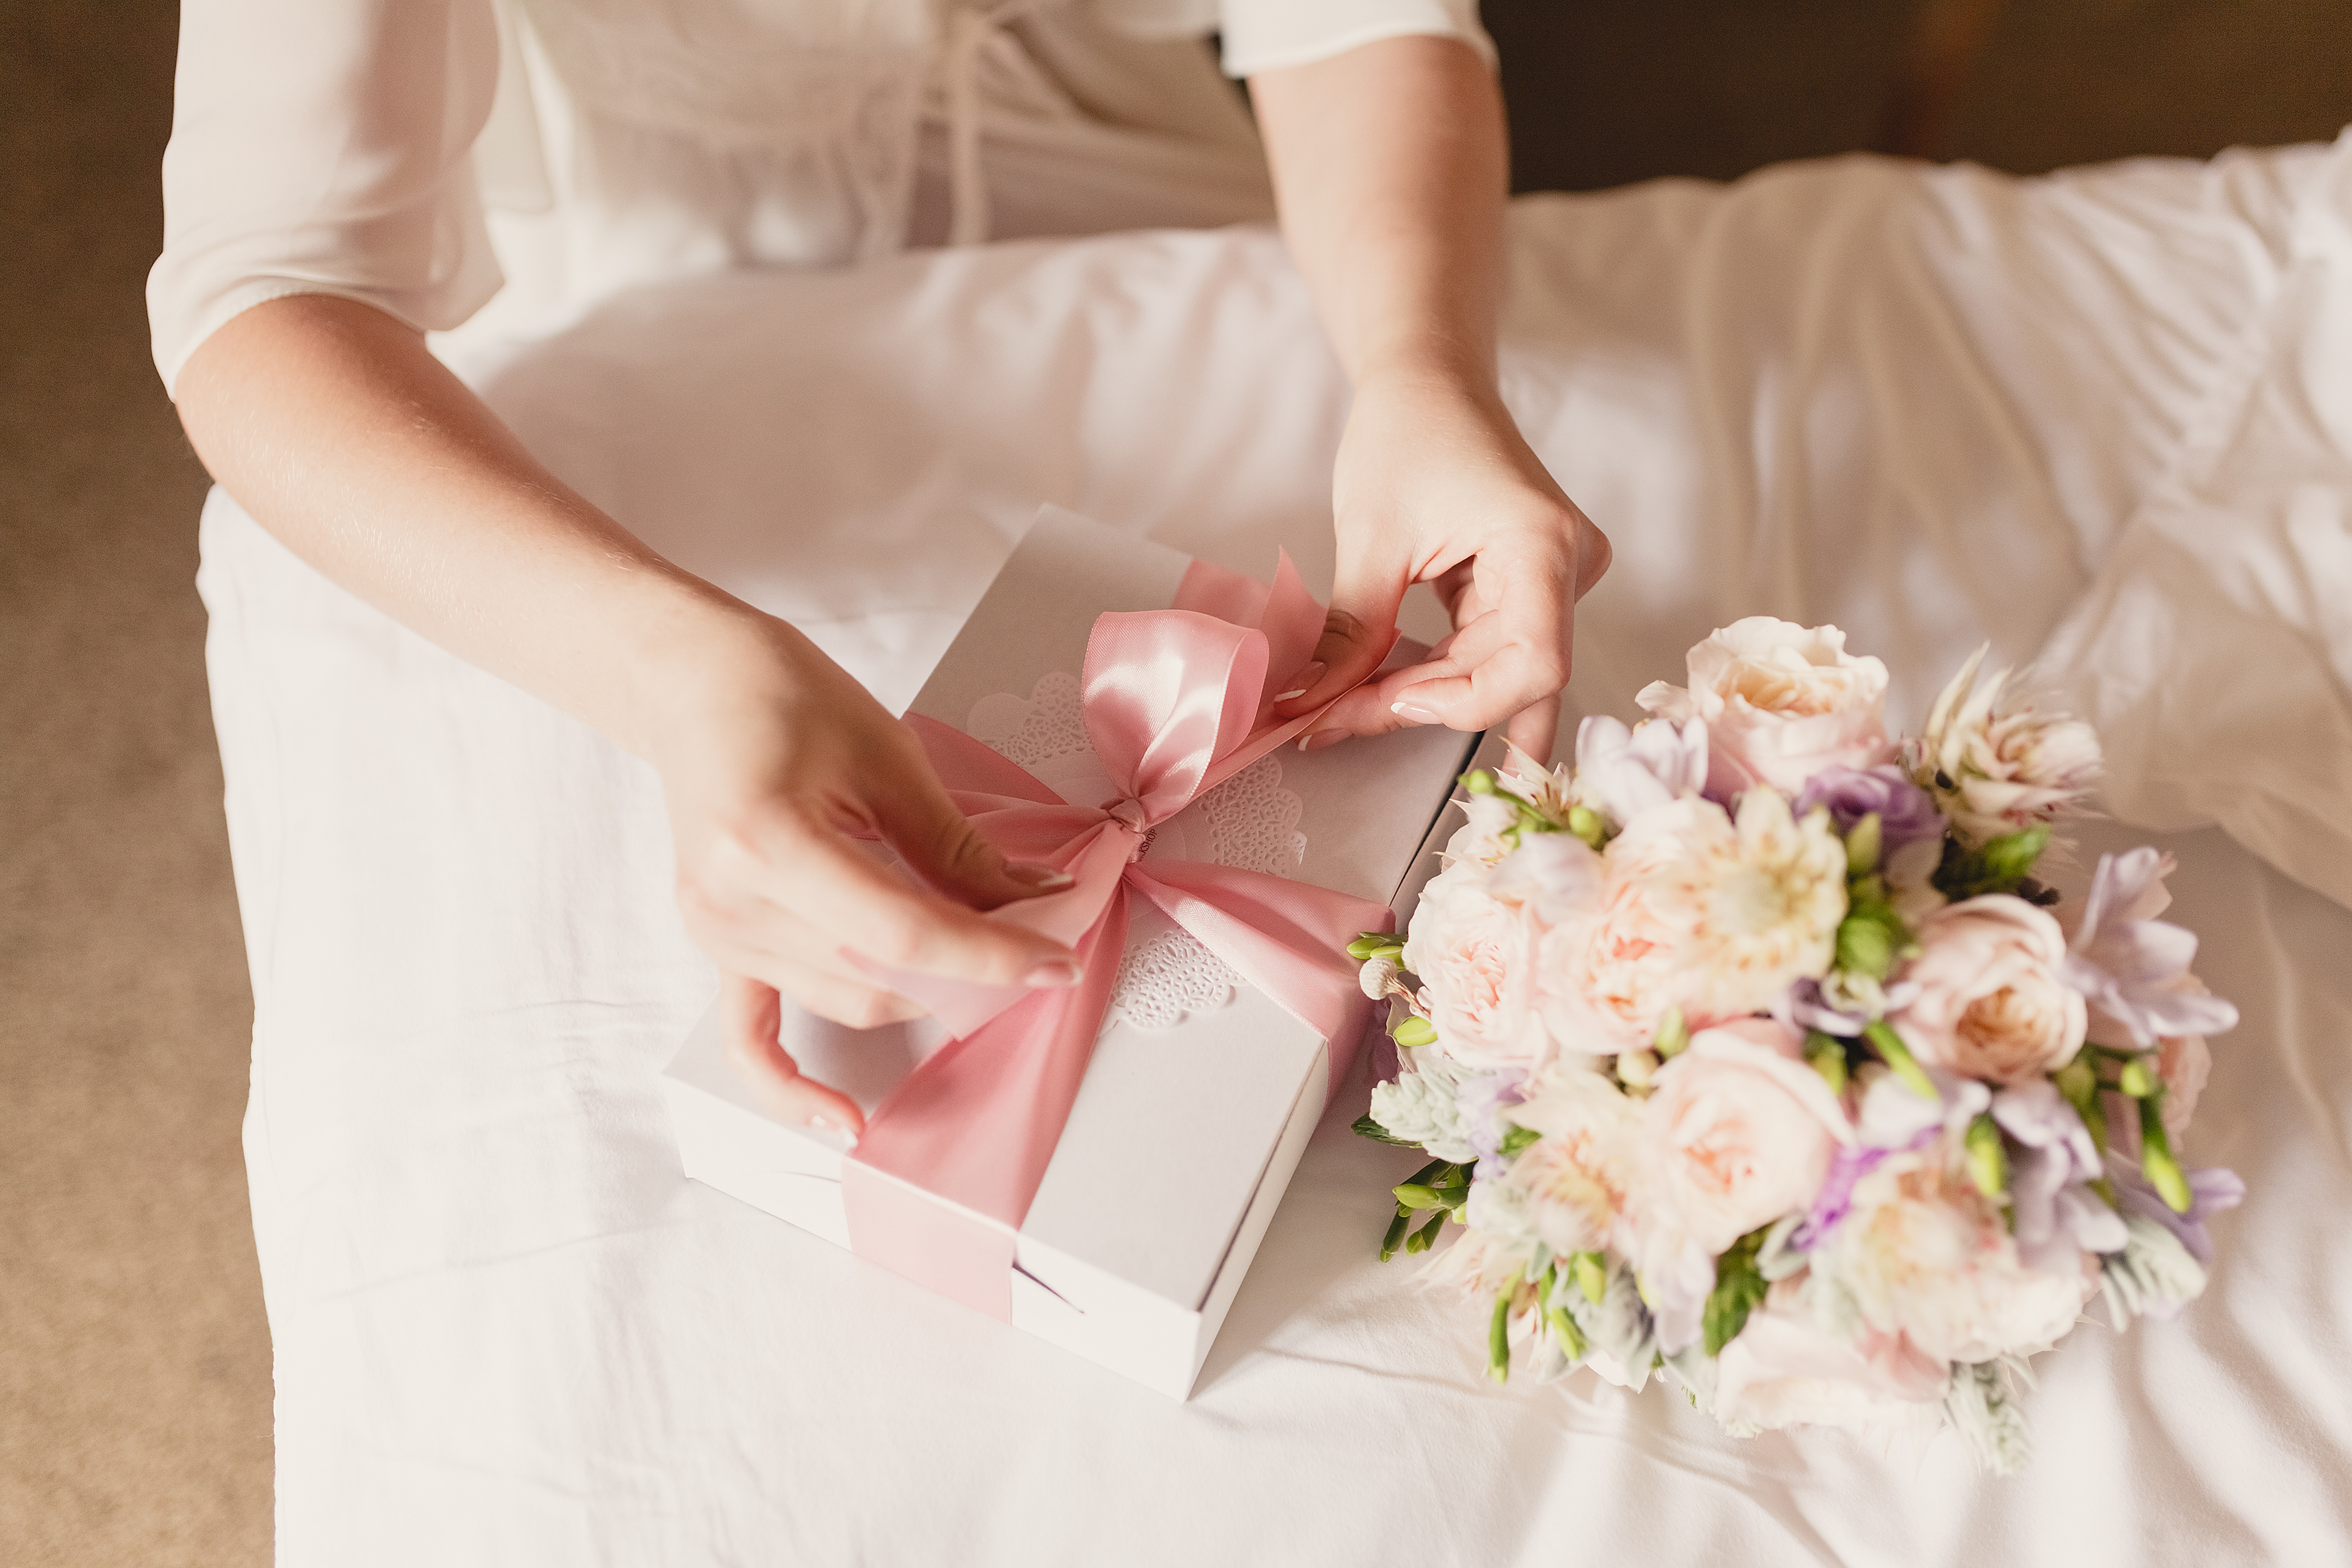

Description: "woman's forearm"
172 294 779 762
1249 35 1510 392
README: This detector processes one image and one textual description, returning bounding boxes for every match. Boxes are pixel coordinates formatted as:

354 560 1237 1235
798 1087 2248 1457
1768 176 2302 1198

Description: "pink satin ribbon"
840 554 1399 1320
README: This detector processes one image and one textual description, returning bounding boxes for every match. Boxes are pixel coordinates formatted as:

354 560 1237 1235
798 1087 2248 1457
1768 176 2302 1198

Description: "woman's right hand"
651 611 1081 1137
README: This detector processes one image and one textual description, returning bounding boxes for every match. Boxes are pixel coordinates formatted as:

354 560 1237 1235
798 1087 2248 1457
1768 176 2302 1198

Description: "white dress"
147 0 1492 392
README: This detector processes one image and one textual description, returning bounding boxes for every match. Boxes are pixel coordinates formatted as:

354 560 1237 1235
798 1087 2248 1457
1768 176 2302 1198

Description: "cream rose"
1712 1279 1948 1432
1401 868 1549 1069
1816 1149 2086 1363
1634 1020 1851 1258
1638 618 1896 795
1539 791 1847 1053
1892 895 2086 1085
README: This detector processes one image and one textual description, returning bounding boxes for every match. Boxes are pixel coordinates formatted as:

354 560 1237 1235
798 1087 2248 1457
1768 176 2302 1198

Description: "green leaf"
1351 1114 1421 1148
1703 1229 1771 1357
1498 1123 1541 1158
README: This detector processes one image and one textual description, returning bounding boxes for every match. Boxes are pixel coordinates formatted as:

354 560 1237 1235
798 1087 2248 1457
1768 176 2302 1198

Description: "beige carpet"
0 2 2342 1563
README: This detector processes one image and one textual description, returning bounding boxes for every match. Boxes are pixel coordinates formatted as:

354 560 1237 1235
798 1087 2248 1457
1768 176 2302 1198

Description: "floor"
1 2 2345 1563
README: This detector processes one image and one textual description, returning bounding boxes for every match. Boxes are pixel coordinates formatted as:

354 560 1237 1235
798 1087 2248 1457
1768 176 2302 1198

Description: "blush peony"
1402 868 1550 1069
1638 618 1897 795
1892 896 2086 1085
1712 1279 1948 1432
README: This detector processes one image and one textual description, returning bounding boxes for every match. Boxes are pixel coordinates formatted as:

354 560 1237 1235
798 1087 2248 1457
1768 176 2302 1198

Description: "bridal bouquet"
1350 619 2241 1472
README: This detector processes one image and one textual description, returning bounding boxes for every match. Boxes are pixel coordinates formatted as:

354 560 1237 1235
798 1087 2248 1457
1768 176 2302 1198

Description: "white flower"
1907 646 2102 848
1569 714 1709 830
1712 1278 1948 1432
1366 1056 1480 1164
1638 619 1895 795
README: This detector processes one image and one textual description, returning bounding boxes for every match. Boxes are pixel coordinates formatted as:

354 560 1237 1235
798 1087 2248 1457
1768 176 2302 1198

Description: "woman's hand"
651 614 1082 1136
1273 368 1610 761
1251 36 1608 762
175 295 1077 1140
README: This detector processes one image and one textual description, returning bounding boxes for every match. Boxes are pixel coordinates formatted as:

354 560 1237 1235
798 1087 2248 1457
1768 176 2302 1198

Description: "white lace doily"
969 672 1307 1030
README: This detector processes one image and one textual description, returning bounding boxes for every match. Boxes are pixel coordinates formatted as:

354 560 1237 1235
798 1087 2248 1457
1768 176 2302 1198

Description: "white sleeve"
147 0 507 397
1216 0 1496 77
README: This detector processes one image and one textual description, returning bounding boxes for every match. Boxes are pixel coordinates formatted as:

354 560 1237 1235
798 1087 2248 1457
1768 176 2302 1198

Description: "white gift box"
662 509 1477 1397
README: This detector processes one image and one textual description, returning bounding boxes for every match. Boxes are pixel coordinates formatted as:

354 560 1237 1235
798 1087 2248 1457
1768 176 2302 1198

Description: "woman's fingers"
1273 534 1412 721
720 973 872 1135
868 741 1075 910
770 823 1082 992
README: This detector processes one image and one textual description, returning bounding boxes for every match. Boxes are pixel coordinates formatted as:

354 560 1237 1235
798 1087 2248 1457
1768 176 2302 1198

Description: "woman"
153 0 1609 1131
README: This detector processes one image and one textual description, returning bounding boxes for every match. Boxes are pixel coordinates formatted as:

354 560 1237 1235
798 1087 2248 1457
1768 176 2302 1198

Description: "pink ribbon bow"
841 554 1400 1320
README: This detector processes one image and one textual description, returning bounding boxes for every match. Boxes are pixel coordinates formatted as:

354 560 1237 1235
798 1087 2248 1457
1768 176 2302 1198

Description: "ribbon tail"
1124 860 1392 1095
844 891 1131 1320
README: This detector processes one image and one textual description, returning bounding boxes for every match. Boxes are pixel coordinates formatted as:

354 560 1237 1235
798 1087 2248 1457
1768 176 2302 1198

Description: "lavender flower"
1455 1067 1531 1164
1792 764 1945 848
2062 849 2241 1049
2106 1155 2244 1270
1992 1080 2126 1273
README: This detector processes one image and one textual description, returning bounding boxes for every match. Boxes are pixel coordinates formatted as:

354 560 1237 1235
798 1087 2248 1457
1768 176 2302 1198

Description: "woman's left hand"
1273 366 1611 762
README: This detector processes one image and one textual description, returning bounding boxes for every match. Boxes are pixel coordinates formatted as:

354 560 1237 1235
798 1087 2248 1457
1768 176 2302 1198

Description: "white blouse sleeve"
147 0 507 396
1215 0 1495 77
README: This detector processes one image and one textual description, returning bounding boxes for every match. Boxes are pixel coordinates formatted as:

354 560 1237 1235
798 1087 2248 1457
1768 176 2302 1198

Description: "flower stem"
1863 1020 1938 1099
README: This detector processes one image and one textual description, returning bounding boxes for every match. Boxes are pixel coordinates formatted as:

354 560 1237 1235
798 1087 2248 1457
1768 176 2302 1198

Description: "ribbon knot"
837 548 1403 1322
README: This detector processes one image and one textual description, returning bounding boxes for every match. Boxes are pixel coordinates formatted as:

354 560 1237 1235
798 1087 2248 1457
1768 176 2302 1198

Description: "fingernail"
809 1115 831 1131
1297 730 1347 753
1006 863 1076 890
1024 960 1083 988
1391 703 1444 725
1276 662 1326 702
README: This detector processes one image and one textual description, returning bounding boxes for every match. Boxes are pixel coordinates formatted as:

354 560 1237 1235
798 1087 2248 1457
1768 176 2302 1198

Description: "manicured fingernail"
1006 863 1075 890
1277 662 1326 702
1297 730 1347 753
809 1115 832 1131
1024 960 1083 988
1391 703 1443 725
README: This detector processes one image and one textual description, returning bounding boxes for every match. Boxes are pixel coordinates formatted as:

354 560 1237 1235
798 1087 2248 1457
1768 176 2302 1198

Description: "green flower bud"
1845 812 1883 877
2053 1052 2098 1108
1573 1251 1608 1305
1390 1014 1438 1049
1964 1113 2008 1198
2118 1058 2159 1098
1462 769 1497 796
1548 1305 1587 1360
1864 1020 1938 1099
1654 1006 1690 1059
1488 1290 1514 1382
1346 932 1394 960
1379 1208 1412 1261
1567 805 1608 848
1804 1030 1849 1096
2139 1095 2193 1214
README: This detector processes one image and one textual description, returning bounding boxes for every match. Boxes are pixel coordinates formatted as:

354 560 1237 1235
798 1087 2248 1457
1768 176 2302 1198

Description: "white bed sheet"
198 136 2352 1565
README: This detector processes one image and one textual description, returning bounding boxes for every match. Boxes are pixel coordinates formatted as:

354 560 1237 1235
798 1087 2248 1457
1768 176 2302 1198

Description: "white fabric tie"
942 0 1053 246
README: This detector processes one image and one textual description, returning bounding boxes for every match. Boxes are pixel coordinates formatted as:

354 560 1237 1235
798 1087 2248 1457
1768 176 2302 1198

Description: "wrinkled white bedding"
200 135 2352 1565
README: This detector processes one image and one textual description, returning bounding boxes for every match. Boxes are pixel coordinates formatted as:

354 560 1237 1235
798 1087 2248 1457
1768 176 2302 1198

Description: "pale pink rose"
1892 896 2086 1085
1713 1279 1948 1432
1635 1020 1852 1259
1401 870 1549 1069
1502 1066 1644 1256
1638 618 1896 795
1819 1149 2087 1363
1538 792 1847 1054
